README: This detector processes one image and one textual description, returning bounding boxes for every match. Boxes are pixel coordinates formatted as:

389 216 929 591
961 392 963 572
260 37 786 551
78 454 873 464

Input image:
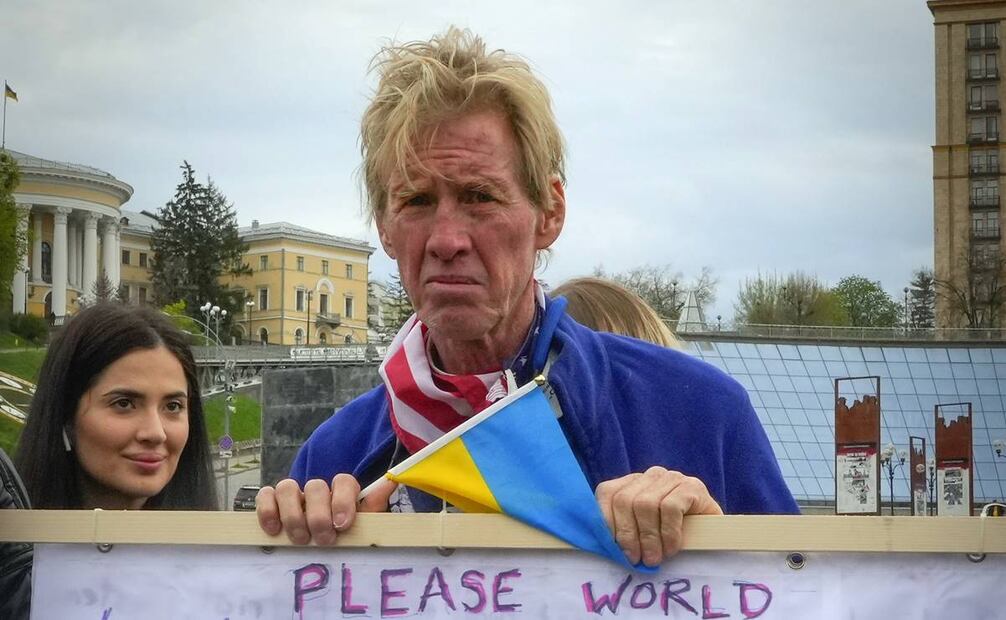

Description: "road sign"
218 435 233 452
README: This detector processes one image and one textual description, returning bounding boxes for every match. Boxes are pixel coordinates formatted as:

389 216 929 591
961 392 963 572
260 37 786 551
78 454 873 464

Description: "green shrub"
9 313 48 345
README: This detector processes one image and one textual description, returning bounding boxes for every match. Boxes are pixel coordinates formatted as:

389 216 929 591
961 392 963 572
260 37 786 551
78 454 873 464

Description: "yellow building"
929 0 1006 327
227 220 375 345
119 213 374 345
8 150 133 319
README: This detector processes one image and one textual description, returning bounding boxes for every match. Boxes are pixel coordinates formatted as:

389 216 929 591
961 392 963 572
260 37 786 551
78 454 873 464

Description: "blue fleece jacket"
290 305 799 515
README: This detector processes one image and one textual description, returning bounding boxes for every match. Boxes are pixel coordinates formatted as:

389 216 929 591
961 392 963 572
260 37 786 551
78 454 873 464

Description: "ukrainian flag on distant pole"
362 377 652 571
2 81 17 150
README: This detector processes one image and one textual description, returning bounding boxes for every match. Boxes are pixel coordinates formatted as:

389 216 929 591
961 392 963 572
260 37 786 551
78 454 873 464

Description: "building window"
121 285 130 301
971 179 999 208
138 287 147 304
259 288 269 311
969 84 998 111
970 148 999 174
345 296 354 318
319 293 329 316
139 252 148 268
973 210 1001 239
318 332 327 344
41 241 52 283
259 327 269 345
294 328 304 345
259 255 268 271
969 52 998 79
969 115 998 142
321 260 329 275
121 250 130 265
967 22 998 49
345 264 353 279
297 256 304 271
296 288 305 312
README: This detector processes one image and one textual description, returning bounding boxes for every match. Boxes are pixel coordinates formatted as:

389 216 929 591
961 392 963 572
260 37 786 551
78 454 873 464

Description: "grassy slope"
0 349 46 383
202 392 262 443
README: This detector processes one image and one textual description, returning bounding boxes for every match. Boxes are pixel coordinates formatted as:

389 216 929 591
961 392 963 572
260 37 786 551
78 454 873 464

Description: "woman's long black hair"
15 303 218 510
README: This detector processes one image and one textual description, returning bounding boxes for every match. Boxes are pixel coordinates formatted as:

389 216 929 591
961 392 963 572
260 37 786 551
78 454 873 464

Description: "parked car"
233 485 260 511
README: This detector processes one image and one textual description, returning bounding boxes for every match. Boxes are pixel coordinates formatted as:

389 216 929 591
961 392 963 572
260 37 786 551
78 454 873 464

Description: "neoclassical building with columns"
9 150 132 320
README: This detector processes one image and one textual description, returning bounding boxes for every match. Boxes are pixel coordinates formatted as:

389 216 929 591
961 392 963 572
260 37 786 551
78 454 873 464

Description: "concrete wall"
260 364 382 485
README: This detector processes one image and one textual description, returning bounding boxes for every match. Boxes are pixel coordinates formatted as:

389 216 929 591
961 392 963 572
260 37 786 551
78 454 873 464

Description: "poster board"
834 376 881 515
3 512 1005 620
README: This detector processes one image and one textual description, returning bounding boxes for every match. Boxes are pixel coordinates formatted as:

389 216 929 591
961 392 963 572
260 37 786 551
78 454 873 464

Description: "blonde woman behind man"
552 277 680 348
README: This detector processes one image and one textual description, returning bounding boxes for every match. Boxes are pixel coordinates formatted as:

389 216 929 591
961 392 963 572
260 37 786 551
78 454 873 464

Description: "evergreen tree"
0 152 27 316
150 162 249 324
908 268 936 328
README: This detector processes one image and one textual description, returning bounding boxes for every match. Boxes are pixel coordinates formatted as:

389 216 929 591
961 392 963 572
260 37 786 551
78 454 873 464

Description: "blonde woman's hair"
553 277 681 349
360 27 566 222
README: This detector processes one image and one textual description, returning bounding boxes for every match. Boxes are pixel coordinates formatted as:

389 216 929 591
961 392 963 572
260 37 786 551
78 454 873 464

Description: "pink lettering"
380 568 413 617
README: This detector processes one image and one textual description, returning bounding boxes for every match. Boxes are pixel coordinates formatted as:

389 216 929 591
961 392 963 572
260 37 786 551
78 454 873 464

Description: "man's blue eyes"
403 191 496 206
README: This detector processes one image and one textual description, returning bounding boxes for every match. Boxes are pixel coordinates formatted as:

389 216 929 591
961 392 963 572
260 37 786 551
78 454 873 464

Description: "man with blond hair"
257 27 797 567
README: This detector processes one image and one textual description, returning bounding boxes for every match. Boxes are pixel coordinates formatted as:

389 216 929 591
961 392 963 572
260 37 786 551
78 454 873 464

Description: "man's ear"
535 178 566 250
376 215 396 259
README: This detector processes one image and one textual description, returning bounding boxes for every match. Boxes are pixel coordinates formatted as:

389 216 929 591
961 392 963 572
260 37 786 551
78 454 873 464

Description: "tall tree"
382 270 414 336
908 268 936 328
936 248 1005 327
596 264 717 320
150 162 249 325
832 275 900 327
0 151 27 316
735 272 849 326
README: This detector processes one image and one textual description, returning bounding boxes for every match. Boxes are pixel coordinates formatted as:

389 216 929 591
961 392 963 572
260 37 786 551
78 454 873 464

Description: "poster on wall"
913 487 927 517
938 464 971 516
836 445 877 514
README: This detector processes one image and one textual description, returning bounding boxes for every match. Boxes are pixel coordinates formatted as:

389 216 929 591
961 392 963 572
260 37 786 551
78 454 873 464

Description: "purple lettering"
101 610 112 620
582 574 633 614
661 579 697 616
701 585 730 619
380 568 413 617
630 582 657 609
293 563 330 615
461 570 487 613
418 567 457 613
492 569 522 613
734 582 772 619
341 563 368 615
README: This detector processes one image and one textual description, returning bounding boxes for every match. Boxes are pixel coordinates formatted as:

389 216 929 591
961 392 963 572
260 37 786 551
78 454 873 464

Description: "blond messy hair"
360 27 566 222
552 277 681 349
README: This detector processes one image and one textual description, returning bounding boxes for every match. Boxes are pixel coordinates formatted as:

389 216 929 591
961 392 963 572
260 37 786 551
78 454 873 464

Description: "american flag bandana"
379 284 546 455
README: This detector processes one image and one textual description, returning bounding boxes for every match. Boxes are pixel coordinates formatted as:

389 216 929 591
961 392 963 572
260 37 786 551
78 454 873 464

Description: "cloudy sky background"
2 0 935 322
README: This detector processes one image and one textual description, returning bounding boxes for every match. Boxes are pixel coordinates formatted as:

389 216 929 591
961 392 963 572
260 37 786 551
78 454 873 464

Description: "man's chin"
419 309 496 342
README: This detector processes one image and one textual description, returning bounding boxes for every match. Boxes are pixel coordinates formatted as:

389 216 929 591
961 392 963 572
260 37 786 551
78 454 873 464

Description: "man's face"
377 109 564 347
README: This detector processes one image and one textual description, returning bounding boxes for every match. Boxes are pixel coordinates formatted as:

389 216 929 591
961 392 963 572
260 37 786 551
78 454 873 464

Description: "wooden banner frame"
1 512 1004 554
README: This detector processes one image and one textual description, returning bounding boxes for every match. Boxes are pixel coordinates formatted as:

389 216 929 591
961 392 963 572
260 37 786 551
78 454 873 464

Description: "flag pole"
2 80 7 150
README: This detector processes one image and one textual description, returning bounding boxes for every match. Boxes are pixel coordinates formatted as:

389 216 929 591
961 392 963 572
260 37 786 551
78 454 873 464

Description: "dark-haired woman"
3 303 217 617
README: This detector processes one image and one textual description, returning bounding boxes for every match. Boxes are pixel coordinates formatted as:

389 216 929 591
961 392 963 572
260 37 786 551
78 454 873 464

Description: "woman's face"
73 346 190 509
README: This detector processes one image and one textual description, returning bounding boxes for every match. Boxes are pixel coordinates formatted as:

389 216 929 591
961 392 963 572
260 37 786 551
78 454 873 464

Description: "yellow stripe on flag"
4 84 16 101
388 437 501 513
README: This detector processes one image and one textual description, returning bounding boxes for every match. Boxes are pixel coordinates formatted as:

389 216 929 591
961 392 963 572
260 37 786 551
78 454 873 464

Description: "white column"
11 205 29 314
76 226 85 286
111 222 122 288
67 219 79 288
51 207 70 318
101 218 118 286
31 211 42 282
83 213 99 294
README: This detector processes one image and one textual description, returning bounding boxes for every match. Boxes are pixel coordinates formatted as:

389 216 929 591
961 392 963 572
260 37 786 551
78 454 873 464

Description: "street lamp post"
880 442 906 515
903 287 910 336
306 290 313 345
245 298 255 345
927 457 937 516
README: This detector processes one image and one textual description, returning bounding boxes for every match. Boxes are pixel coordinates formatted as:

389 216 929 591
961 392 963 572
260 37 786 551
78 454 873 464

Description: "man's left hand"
595 466 723 567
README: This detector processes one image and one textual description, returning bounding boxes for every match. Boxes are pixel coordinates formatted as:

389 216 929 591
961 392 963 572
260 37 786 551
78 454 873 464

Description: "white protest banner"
30 544 1006 619
3 512 1004 620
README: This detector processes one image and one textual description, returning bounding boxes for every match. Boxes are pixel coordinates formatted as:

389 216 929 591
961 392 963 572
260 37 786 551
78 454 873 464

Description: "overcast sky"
2 0 936 322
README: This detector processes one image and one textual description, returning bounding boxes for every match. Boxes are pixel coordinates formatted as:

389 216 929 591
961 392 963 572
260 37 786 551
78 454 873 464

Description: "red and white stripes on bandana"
379 284 546 455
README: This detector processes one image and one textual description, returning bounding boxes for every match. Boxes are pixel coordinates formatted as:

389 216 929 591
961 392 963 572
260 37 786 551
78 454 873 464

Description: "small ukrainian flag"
4 82 16 102
381 377 651 571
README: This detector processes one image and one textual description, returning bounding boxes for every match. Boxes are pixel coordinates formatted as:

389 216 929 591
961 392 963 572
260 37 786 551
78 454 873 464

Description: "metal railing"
967 132 999 144
967 37 999 50
969 162 1000 175
970 195 1000 209
968 100 1001 112
967 68 1000 80
193 343 387 363
972 226 1002 240
672 322 1006 342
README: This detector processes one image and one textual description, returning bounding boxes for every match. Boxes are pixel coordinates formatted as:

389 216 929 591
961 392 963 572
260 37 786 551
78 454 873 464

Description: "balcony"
972 226 1002 241
970 195 1000 209
967 132 999 144
968 100 1001 112
969 162 1000 176
315 312 342 327
967 68 1000 81
967 36 999 50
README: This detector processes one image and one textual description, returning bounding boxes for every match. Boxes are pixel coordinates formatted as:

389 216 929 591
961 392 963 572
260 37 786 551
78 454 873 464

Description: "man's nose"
426 201 472 261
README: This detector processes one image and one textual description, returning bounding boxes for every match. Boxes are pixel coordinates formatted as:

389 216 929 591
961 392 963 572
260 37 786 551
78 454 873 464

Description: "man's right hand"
255 474 397 545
